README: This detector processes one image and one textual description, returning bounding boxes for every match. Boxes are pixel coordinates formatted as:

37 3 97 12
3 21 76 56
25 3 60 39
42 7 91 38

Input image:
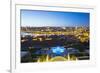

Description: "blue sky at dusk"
21 9 89 27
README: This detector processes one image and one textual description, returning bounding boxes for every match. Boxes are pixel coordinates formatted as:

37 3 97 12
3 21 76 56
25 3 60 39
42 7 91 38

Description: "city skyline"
21 9 90 27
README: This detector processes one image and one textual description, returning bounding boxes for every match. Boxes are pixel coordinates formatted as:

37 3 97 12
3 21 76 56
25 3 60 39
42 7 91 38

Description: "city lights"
21 10 89 63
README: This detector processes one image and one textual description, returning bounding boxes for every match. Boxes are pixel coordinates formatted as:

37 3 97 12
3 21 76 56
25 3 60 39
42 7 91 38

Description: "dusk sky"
21 9 89 27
